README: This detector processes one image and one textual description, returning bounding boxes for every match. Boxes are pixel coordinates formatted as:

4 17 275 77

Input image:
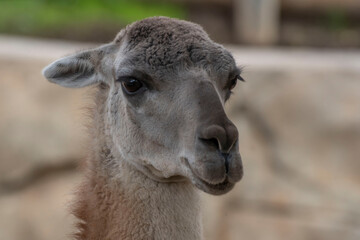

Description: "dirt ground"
0 36 360 240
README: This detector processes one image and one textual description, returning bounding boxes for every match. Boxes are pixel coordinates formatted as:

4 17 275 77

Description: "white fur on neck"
74 140 202 240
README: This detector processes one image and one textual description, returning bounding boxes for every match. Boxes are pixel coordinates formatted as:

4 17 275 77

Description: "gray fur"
42 16 243 240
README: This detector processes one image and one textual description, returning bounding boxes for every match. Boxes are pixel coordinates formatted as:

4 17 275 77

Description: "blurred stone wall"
0 36 359 240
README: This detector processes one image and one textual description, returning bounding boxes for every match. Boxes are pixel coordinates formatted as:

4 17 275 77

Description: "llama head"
43 17 243 195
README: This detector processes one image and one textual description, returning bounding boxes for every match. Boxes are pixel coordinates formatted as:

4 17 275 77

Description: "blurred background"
0 0 359 239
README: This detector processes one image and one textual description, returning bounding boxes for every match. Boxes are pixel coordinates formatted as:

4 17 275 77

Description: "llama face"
43 17 243 195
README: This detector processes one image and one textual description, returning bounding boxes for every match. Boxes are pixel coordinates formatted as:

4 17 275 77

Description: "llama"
43 17 243 240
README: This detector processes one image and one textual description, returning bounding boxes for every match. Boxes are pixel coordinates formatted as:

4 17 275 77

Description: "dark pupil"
122 79 142 92
230 78 237 90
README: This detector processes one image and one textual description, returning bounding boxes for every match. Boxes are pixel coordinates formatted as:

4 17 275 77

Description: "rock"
1 36 360 240
0 58 87 185
212 67 360 240
0 171 80 240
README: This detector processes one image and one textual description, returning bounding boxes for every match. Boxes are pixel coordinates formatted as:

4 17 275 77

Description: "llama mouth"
193 176 234 195
181 157 235 195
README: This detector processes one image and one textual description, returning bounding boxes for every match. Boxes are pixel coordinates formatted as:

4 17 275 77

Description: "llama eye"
121 78 143 93
229 75 244 91
229 77 237 90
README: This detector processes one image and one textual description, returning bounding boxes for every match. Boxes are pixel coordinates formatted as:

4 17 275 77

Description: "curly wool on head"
115 17 235 77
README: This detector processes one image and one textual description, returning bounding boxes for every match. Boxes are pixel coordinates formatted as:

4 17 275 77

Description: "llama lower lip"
181 157 234 194
196 176 234 192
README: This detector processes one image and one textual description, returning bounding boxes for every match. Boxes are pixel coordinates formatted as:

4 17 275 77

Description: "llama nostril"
199 137 219 149
221 153 230 174
197 125 226 151
197 122 238 153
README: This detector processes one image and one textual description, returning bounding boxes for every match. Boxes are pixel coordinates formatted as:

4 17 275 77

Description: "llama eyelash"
237 75 245 82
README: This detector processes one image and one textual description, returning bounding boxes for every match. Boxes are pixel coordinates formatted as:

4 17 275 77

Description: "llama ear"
42 44 113 88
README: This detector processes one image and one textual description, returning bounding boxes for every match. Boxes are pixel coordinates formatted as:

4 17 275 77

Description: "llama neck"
75 156 202 240
74 89 202 239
